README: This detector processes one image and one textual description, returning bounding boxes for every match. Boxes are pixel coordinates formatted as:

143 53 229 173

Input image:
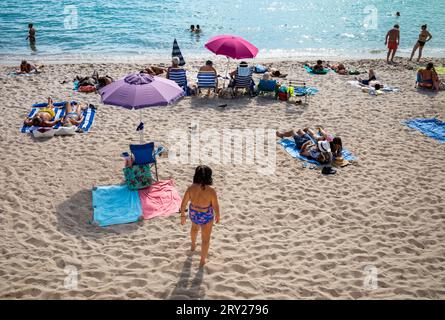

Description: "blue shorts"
294 133 312 150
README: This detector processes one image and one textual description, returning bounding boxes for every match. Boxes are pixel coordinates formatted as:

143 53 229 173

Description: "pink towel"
138 179 182 220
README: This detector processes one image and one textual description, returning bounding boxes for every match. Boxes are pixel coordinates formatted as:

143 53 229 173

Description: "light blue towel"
294 86 319 96
92 184 142 227
278 138 356 165
404 118 445 143
304 65 329 74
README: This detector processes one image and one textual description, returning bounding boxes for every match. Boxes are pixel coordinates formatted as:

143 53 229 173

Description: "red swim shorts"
388 41 398 50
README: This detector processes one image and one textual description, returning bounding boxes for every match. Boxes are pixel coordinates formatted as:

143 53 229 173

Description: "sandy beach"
0 57 444 299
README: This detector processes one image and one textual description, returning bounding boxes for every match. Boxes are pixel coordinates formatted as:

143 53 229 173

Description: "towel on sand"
92 184 143 227
278 138 356 165
138 179 182 220
304 65 330 74
404 118 445 143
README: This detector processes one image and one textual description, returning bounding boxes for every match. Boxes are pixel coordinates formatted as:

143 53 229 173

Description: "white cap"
318 140 331 153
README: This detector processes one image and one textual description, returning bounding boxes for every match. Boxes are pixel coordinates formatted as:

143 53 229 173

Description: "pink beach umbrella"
99 73 183 143
205 34 259 87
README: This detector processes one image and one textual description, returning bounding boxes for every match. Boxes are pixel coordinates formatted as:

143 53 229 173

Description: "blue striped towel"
21 101 96 133
278 138 356 165
197 72 217 88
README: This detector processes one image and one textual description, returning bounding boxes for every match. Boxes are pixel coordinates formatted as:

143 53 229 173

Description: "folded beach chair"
168 68 188 92
129 142 165 181
197 71 217 95
232 66 254 97
257 79 278 97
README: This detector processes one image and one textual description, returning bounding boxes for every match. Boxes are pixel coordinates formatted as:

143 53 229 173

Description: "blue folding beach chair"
197 71 217 95
168 68 188 92
129 142 165 181
232 67 254 97
257 79 278 97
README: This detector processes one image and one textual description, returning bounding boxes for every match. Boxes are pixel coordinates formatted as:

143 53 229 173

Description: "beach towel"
294 86 319 96
172 38 186 66
278 138 356 165
304 65 329 74
347 80 399 93
138 179 182 220
21 102 96 134
8 71 37 77
403 118 445 143
92 184 142 227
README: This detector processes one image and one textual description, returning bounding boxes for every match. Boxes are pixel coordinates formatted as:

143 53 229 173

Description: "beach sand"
0 57 444 299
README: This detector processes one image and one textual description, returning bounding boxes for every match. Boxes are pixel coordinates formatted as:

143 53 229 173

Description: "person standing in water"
26 23 36 44
409 25 432 62
385 24 400 63
180 165 220 267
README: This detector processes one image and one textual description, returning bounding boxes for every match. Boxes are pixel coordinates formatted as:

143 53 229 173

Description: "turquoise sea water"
0 0 444 62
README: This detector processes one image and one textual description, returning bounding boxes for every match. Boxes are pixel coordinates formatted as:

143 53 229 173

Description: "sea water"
0 0 444 63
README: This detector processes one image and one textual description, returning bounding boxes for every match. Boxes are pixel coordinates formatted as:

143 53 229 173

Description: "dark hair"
32 117 42 126
394 24 399 28
396 12 400 16
239 61 248 66
196 25 200 29
374 83 381 90
21 60 27 65
330 137 343 154
193 165 213 189
421 24 427 29
426 62 434 70
317 60 323 64
28 23 33 28
205 60 213 66
190 25 195 29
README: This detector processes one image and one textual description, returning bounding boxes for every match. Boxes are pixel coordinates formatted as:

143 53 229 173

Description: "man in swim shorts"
385 25 400 63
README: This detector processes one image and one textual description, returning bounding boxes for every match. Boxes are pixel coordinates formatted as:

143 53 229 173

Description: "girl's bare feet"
276 131 284 138
199 258 206 267
191 243 196 251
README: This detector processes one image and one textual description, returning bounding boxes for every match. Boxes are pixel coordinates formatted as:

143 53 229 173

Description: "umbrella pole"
223 57 230 88
139 108 143 144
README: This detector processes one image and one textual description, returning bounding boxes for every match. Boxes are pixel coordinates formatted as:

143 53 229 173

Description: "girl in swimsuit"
180 165 220 267
61 101 88 127
409 25 432 62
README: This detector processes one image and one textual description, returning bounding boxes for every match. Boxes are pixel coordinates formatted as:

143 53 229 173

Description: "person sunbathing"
356 69 377 85
417 63 440 91
60 101 88 127
329 63 347 75
141 66 166 76
96 76 114 90
23 97 62 127
305 60 324 72
17 60 39 74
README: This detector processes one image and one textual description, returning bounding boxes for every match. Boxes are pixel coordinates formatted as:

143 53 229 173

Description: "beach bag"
123 164 153 190
254 65 268 73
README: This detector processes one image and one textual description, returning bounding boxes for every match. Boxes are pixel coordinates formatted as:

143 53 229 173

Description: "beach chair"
257 79 278 97
288 80 310 104
168 68 188 91
232 67 253 97
197 71 218 95
129 142 163 181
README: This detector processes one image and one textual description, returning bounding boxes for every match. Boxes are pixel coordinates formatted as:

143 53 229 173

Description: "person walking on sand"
180 165 220 267
409 25 432 62
385 24 400 63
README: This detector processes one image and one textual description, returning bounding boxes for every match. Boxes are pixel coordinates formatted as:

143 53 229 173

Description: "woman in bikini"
409 25 432 62
23 97 62 127
180 165 220 267
61 101 88 127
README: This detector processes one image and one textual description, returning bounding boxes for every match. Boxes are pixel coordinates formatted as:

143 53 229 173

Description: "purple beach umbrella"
99 73 184 142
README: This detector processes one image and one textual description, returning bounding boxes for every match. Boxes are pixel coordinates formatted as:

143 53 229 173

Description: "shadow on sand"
166 255 206 300
55 188 141 240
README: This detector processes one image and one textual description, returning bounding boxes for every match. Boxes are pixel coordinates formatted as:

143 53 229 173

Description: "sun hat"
318 140 331 153
172 57 180 64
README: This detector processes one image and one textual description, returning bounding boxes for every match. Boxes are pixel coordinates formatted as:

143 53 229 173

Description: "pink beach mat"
138 179 182 220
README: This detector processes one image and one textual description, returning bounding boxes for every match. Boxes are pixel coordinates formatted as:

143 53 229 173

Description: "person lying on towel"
328 63 347 75
277 127 344 162
305 60 325 72
23 97 62 127
60 101 89 127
